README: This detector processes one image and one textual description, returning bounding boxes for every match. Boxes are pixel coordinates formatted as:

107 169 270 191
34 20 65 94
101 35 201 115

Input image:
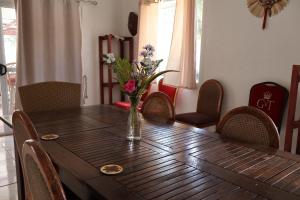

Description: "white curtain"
15 0 82 87
165 0 197 89
137 0 159 56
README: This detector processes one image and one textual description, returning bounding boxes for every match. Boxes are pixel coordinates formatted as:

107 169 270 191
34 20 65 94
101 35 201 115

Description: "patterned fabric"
141 92 175 123
221 114 270 146
19 81 81 113
22 140 66 200
249 82 288 131
217 106 279 148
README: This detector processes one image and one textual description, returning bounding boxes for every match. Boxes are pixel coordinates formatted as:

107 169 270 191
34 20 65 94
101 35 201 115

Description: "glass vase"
127 96 141 141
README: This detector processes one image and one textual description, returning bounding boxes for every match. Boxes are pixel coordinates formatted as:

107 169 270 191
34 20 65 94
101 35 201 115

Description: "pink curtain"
165 0 197 89
137 0 159 56
0 0 14 8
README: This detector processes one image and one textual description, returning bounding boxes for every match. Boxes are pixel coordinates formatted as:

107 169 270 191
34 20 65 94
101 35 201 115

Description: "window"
1 7 16 64
156 0 204 82
156 0 176 71
195 0 203 83
0 7 17 116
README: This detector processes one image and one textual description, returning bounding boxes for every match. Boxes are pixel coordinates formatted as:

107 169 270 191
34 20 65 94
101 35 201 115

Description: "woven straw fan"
247 0 289 29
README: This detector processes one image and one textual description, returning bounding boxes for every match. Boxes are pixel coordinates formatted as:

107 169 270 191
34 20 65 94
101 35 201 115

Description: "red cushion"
114 101 144 111
249 82 288 130
114 101 131 110
158 79 178 105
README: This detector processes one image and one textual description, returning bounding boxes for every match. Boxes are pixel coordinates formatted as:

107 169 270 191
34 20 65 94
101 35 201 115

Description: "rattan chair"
22 140 66 200
176 79 223 128
13 111 39 157
13 111 39 199
141 92 175 123
216 106 280 148
19 81 81 113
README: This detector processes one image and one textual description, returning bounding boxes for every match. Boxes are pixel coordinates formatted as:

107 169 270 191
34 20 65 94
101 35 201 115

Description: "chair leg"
14 141 25 200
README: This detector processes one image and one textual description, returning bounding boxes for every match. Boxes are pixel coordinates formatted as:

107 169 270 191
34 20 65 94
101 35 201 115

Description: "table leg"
14 141 25 200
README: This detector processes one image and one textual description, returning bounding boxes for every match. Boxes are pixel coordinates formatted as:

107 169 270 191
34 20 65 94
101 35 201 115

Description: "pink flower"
124 80 136 94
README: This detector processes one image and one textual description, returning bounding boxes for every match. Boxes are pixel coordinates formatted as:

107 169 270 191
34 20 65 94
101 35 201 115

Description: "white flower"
142 58 152 67
103 53 116 64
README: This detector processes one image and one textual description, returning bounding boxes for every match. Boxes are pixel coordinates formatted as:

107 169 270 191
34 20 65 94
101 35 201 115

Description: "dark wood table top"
4 105 300 200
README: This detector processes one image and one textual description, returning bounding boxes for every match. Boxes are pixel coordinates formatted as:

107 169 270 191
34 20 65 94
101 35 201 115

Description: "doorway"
0 6 16 136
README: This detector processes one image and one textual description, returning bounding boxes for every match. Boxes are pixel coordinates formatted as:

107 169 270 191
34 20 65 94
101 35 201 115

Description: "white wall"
200 0 300 115
81 0 119 105
176 0 300 149
81 0 300 149
81 0 139 105
118 0 139 36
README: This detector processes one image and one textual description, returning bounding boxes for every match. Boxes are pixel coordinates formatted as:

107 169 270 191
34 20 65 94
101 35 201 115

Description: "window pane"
195 0 204 83
1 7 16 64
156 0 176 71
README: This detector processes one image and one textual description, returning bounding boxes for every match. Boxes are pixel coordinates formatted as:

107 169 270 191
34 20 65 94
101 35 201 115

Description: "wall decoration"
247 0 289 29
128 12 138 36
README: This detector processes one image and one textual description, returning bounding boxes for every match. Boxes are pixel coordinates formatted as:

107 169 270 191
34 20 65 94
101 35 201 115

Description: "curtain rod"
76 0 98 5
142 0 161 4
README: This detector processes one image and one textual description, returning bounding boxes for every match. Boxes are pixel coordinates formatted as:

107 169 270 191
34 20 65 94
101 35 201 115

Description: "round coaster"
41 134 59 141
100 164 123 175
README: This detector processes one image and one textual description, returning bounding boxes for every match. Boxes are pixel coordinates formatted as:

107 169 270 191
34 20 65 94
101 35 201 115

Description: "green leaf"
113 58 133 85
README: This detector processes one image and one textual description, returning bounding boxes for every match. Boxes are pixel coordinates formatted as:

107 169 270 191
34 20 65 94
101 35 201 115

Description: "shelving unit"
285 65 300 154
98 34 134 104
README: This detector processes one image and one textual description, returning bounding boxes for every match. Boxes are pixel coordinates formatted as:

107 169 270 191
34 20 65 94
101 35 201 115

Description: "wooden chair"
158 79 178 105
13 111 79 200
285 65 300 154
249 82 288 131
12 111 39 199
141 92 175 123
22 140 66 200
19 81 81 113
175 79 224 128
217 106 280 148
13 111 39 156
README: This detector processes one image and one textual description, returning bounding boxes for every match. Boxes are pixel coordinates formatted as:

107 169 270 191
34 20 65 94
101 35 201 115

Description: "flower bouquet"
104 44 175 141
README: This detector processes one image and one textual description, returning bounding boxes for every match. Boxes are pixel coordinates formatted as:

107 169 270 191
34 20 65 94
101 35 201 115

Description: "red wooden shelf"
99 34 134 105
102 82 120 87
285 65 300 154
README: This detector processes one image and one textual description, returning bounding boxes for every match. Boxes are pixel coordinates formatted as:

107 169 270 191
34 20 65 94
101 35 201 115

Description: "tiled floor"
0 121 17 200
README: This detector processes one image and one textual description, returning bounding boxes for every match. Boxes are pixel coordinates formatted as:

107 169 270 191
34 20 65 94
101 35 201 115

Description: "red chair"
114 84 151 110
249 82 288 131
158 79 178 105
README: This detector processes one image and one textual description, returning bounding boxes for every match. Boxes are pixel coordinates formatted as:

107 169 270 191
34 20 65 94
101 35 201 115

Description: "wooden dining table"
2 105 300 200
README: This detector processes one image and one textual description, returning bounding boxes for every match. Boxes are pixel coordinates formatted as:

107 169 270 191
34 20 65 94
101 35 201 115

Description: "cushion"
249 82 288 130
114 101 143 111
114 101 131 110
175 112 217 127
158 80 177 105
